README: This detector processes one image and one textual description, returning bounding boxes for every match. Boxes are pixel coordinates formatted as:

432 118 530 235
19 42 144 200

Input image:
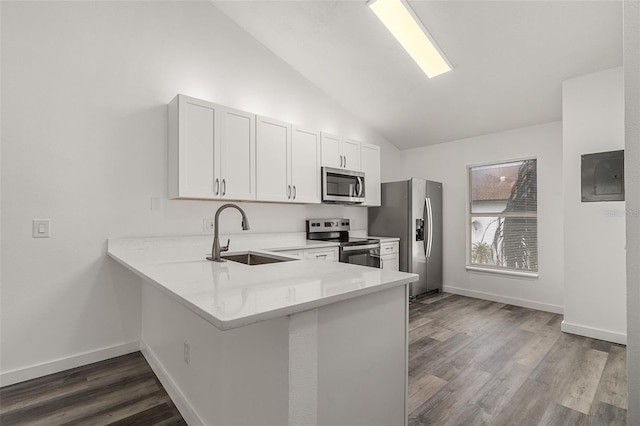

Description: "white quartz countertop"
107 234 417 331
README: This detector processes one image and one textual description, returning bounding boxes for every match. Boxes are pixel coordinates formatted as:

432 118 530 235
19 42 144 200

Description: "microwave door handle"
357 176 364 197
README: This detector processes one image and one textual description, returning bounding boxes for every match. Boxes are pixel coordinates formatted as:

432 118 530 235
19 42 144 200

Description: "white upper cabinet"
342 139 361 171
168 94 256 201
219 107 256 201
290 126 321 203
256 116 291 202
257 117 321 203
320 133 342 169
168 96 217 199
321 133 361 171
169 94 376 207
361 142 381 207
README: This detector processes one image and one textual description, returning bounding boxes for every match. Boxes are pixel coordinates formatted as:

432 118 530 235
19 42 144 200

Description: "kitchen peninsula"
108 235 418 426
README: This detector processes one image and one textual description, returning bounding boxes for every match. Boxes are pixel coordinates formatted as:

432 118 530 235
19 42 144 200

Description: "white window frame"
465 158 539 279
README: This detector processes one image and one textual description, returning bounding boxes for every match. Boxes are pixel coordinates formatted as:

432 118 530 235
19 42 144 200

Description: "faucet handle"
221 238 230 253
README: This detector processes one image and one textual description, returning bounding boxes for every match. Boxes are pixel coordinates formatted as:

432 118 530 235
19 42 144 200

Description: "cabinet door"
291 126 321 203
361 142 381 206
219 106 256 200
341 139 361 171
321 133 342 168
303 247 338 262
168 95 218 199
380 241 398 256
382 254 400 271
257 116 291 202
275 249 303 258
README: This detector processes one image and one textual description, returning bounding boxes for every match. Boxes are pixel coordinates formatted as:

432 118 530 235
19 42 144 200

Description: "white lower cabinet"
302 247 338 262
277 247 338 262
380 241 399 271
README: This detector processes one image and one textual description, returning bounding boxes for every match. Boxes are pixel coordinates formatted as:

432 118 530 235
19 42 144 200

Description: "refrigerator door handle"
423 198 428 257
426 197 433 258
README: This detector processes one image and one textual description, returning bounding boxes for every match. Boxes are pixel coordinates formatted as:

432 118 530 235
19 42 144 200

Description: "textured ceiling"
213 0 623 150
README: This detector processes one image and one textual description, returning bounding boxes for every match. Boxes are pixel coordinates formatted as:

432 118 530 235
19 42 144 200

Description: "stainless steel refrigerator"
368 178 443 299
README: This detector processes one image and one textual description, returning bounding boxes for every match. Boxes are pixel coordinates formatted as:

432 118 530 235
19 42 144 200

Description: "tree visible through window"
469 159 538 273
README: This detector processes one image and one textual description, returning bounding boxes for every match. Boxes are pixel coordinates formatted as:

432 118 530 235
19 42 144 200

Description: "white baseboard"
140 341 203 426
0 340 140 387
561 321 627 345
443 285 564 314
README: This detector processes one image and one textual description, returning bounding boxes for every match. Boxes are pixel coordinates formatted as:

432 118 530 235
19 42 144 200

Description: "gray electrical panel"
581 150 624 202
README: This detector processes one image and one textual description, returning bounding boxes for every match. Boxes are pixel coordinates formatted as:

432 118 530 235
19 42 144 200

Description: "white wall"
400 122 564 312
0 1 401 381
624 0 640 421
562 67 626 344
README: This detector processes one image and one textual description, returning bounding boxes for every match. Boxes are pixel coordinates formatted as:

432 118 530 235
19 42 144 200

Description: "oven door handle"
370 253 384 269
341 243 380 252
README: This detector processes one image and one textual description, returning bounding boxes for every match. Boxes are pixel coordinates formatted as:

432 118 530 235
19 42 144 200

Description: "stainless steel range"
306 219 381 268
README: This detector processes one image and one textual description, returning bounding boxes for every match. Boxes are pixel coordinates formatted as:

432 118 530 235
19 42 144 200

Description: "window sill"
465 265 539 279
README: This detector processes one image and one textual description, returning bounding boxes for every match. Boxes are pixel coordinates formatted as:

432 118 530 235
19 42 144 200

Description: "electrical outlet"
32 219 51 238
184 341 190 365
203 219 214 232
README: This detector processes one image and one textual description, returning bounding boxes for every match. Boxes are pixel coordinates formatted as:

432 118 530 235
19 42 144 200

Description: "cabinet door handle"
287 185 291 199
293 185 297 200
344 155 347 169
339 155 343 168
215 178 220 196
222 179 226 196
316 254 327 259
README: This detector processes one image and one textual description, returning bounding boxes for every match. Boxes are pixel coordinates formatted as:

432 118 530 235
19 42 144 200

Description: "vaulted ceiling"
213 0 623 150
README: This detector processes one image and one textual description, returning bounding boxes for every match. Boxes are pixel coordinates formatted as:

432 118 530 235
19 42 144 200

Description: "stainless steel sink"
221 252 297 266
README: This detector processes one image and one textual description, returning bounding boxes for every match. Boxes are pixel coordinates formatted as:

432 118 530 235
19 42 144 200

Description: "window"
468 159 538 274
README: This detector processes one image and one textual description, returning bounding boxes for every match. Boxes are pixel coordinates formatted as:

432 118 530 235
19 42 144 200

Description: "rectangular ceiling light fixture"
368 0 452 78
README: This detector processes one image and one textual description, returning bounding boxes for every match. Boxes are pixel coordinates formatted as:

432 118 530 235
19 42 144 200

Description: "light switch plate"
32 219 51 238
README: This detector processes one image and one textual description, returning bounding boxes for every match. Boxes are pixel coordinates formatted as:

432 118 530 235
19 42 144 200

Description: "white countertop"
107 234 417 331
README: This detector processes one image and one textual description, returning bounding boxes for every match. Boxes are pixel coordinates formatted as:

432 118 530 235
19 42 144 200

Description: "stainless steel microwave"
321 167 365 204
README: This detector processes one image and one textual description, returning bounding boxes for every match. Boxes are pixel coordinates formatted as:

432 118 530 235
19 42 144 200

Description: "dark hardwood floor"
0 352 185 426
0 293 628 425
408 293 627 425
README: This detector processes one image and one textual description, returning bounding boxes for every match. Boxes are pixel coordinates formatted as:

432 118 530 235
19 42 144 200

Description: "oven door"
340 244 381 268
322 167 365 204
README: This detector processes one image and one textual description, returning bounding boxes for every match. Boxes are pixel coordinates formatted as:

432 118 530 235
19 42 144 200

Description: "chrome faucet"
206 204 250 262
